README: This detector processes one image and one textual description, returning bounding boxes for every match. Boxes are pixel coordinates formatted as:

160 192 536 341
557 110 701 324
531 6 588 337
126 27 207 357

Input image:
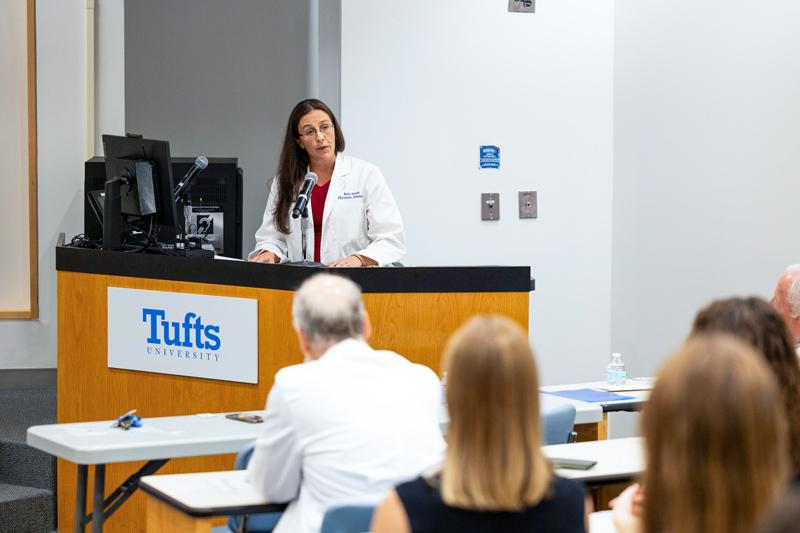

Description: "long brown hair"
272 99 345 234
642 334 788 533
691 296 800 471
440 315 552 511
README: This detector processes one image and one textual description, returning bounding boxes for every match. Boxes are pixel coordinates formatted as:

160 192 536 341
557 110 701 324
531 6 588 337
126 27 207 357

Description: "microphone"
173 156 209 202
292 172 318 219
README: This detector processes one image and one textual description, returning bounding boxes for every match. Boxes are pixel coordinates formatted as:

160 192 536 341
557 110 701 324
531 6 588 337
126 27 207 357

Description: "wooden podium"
56 245 534 532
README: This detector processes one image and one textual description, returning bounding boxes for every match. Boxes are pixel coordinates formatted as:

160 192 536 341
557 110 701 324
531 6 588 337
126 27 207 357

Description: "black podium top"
56 246 534 294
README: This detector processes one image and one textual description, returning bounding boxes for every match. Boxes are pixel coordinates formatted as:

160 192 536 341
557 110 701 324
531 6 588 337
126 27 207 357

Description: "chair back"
227 441 282 533
542 404 577 445
234 441 256 470
320 504 375 533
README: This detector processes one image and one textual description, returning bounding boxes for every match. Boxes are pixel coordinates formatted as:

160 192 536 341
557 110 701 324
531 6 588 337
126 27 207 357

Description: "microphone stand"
171 175 214 258
289 206 323 267
301 206 309 261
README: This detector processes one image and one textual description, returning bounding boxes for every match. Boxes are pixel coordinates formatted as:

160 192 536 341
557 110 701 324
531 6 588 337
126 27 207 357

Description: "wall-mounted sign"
479 145 501 169
107 287 258 383
508 0 536 13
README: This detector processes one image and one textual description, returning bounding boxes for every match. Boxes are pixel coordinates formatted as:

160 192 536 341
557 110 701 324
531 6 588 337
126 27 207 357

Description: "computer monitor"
100 134 179 250
85 156 243 257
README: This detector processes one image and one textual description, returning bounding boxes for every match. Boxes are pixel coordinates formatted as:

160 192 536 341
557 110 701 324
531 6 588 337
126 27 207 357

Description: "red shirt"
311 180 331 263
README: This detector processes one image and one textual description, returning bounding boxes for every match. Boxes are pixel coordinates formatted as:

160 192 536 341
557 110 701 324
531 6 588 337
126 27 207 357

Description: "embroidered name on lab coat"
337 191 364 200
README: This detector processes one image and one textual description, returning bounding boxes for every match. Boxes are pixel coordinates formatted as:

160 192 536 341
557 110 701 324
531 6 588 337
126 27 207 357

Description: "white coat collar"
318 337 370 362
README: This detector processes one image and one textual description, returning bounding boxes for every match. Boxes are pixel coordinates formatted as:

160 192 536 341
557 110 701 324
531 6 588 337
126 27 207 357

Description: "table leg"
92 464 106 533
75 464 88 533
574 413 609 442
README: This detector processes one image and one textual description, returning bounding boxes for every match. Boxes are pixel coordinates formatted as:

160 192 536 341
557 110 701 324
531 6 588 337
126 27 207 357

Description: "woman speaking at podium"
248 99 406 267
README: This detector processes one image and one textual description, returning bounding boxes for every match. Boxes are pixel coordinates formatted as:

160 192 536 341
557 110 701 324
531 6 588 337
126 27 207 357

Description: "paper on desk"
147 471 265 509
205 474 253 494
544 388 635 403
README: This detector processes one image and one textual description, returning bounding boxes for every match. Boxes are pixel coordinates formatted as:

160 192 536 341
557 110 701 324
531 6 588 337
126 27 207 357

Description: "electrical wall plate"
519 191 537 219
481 193 500 221
508 0 536 14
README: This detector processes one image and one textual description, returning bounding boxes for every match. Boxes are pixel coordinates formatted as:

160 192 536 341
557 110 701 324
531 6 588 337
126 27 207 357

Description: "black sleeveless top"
395 475 585 533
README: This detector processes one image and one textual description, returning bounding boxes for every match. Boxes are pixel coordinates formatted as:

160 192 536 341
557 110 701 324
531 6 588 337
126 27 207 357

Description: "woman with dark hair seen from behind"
691 296 800 477
613 335 789 533
249 98 406 267
371 315 588 533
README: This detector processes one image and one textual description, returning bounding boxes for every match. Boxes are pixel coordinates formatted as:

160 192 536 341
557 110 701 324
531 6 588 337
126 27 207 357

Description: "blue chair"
320 504 376 533
542 404 577 445
224 442 283 533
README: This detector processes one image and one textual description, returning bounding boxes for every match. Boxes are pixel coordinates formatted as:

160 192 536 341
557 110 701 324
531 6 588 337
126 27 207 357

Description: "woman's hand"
326 254 376 268
610 483 644 533
250 250 280 264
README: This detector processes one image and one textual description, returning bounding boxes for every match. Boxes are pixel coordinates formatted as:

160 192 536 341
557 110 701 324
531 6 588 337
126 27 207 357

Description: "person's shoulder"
340 154 383 178
376 349 438 374
376 350 441 389
273 361 314 389
395 475 440 508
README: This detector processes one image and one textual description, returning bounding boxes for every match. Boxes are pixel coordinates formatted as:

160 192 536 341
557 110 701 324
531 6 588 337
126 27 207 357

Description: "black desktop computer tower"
84 157 244 258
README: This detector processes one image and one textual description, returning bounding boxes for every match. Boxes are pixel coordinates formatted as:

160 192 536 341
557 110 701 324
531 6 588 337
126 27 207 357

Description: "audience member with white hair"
771 264 800 355
247 273 445 533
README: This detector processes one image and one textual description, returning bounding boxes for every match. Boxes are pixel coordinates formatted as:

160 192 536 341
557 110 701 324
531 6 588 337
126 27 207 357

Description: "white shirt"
249 154 406 266
247 339 446 533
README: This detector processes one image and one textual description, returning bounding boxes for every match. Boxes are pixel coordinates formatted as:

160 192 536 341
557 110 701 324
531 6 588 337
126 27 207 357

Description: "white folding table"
27 411 267 533
139 470 287 533
542 436 644 486
138 437 644 533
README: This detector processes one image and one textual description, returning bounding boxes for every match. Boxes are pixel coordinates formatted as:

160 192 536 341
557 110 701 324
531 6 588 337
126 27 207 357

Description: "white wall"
0 0 86 368
612 0 800 379
11 0 799 388
341 0 615 385
0 0 31 310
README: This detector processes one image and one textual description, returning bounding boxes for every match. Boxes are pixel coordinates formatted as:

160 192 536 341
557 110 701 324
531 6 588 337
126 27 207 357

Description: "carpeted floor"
0 388 56 443
0 387 57 532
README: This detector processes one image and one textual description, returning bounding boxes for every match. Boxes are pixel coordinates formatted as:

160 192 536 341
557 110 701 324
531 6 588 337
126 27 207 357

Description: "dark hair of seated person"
691 296 800 473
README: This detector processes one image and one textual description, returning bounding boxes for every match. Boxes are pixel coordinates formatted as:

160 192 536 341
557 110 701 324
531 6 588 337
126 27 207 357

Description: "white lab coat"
247 338 446 533
249 154 406 265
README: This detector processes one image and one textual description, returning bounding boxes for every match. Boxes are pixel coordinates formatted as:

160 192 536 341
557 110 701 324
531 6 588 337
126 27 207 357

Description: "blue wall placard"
479 145 501 169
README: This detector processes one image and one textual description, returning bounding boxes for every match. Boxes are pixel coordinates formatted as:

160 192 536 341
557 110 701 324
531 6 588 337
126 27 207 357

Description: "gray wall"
612 0 800 378
125 0 340 257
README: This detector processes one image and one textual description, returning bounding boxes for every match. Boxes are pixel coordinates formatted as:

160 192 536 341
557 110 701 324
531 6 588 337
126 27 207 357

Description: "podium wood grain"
57 270 528 532
145 495 213 533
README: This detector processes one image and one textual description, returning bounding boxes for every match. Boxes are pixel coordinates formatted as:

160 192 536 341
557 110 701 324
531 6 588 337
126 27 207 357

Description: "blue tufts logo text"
142 308 222 350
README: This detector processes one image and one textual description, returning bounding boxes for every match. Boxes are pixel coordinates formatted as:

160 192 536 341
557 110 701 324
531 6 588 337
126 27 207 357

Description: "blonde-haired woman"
613 334 789 533
372 315 587 533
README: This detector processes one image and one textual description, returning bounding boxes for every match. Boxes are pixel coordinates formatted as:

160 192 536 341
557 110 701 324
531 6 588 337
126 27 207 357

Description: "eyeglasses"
299 123 334 139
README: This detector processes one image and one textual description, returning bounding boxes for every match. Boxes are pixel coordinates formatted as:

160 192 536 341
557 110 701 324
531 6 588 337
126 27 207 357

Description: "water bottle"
616 353 627 385
607 353 626 386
